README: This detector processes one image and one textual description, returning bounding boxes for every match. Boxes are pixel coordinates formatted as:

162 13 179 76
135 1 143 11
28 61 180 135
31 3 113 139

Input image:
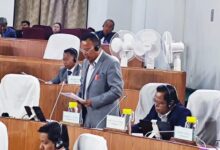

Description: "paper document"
61 92 86 103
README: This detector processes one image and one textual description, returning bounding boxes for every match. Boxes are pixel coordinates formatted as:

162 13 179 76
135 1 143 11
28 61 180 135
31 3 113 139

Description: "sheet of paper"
61 92 86 103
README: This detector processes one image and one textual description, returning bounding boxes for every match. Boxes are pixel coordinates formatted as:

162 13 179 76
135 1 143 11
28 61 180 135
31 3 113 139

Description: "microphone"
21 72 46 83
144 130 174 140
95 95 127 129
49 80 66 120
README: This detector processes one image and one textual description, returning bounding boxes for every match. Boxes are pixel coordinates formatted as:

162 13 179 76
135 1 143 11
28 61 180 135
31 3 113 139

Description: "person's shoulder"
102 51 119 64
95 30 103 37
175 103 191 115
59 67 67 73
8 27 16 32
109 32 116 36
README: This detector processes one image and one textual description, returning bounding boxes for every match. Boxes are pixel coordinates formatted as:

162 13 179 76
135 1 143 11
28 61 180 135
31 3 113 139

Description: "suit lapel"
63 68 68 81
72 64 80 76
82 62 90 98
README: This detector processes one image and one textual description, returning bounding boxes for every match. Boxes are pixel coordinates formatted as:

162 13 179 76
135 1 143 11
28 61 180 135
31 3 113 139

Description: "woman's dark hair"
38 122 69 150
156 85 179 107
53 22 62 29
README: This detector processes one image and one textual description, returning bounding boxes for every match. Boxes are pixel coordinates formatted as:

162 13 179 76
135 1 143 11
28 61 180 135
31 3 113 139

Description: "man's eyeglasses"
80 47 94 53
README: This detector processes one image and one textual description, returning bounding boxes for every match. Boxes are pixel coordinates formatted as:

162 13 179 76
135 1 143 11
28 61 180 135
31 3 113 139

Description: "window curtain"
14 0 41 29
14 0 88 29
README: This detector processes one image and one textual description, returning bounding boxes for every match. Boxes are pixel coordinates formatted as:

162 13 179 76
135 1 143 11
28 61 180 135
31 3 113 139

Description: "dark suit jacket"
95 31 115 44
132 103 192 133
51 64 81 84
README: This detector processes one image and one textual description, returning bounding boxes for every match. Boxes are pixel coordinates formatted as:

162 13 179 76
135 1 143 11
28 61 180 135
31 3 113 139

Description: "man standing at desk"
78 32 123 128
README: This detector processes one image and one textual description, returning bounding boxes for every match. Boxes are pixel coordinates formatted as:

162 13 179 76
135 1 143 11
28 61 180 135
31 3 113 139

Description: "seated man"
46 48 81 84
132 85 191 137
38 122 69 150
21 20 30 29
0 17 16 38
95 19 115 44
16 20 31 38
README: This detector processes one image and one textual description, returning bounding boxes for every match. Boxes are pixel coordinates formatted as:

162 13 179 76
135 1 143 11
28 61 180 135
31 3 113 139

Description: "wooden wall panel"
0 38 47 58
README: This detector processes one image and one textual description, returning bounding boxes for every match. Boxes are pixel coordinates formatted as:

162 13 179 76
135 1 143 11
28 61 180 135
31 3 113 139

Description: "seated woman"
132 85 191 137
38 122 69 150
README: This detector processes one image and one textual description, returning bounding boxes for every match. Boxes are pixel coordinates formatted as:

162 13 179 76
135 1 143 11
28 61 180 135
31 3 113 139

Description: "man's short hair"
103 19 115 31
0 17 7 26
21 20 30 26
64 48 78 62
38 122 69 149
156 85 179 107
80 32 101 51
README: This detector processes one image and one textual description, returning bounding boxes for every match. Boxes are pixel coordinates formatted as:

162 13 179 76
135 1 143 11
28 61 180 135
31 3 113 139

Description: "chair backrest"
134 83 166 124
32 25 53 39
0 74 40 118
22 28 47 40
60 28 91 38
43 33 80 60
187 90 220 146
0 122 8 150
73 133 108 150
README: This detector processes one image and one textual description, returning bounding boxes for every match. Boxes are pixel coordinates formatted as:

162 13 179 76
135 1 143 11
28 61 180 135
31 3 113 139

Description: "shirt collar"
91 50 103 66
67 65 76 73
158 110 171 121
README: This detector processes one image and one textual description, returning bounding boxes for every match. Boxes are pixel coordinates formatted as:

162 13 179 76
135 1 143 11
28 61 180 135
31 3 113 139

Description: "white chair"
43 33 80 60
0 121 8 150
73 133 108 150
0 74 40 118
134 83 166 124
187 90 220 146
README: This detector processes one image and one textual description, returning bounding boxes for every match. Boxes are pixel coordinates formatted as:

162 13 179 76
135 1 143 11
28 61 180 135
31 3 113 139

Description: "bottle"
122 108 134 134
68 102 78 113
185 116 197 129
185 116 197 141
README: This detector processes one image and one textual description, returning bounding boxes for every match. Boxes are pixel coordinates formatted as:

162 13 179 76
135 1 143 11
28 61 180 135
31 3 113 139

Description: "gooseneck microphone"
49 80 66 120
95 95 127 129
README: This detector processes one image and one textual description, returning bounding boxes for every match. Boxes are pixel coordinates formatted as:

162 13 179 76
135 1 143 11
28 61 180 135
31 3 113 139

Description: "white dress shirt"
84 50 103 99
157 111 171 122
67 65 76 76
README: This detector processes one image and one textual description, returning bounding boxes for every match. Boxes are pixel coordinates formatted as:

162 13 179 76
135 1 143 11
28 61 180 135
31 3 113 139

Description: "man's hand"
81 99 92 107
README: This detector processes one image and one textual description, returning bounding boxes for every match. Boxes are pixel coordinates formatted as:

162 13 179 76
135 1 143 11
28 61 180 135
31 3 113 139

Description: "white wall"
87 0 133 32
0 0 15 26
87 0 108 30
184 0 220 89
145 0 185 41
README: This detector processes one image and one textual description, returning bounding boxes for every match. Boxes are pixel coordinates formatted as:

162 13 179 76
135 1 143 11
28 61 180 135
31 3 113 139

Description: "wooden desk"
0 118 199 150
0 55 186 103
39 84 139 121
0 38 47 58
